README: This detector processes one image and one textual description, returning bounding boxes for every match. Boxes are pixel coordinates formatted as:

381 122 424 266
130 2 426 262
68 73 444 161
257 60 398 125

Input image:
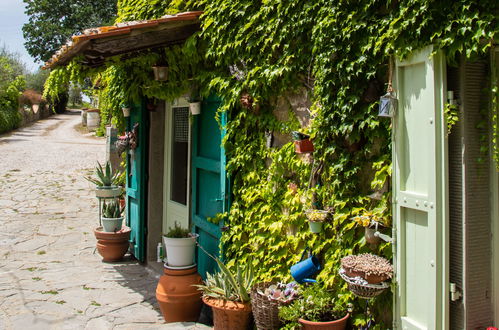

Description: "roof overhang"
44 11 203 69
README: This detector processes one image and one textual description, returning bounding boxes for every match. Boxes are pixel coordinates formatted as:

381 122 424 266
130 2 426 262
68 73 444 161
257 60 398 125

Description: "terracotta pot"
156 265 203 323
294 139 314 153
202 296 252 330
298 313 349 330
119 198 126 210
93 226 130 262
343 267 388 284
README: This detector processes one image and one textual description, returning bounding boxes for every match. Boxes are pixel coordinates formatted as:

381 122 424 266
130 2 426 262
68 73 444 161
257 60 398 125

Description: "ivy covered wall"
44 0 497 327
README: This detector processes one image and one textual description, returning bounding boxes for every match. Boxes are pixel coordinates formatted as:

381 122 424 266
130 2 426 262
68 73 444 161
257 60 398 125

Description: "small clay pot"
202 296 252 330
298 313 349 330
156 265 203 323
294 139 314 153
343 267 389 284
93 226 130 262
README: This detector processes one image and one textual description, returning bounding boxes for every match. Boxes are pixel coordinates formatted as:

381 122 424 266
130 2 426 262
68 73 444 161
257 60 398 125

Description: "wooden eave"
44 11 202 69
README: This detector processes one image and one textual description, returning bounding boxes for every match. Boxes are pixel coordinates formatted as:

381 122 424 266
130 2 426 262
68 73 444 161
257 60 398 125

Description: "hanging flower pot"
122 107 131 117
152 66 168 81
189 102 201 115
292 131 314 153
305 209 328 234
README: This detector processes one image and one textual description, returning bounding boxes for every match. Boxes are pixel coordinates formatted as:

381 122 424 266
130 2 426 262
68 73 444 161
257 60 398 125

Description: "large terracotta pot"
202 296 252 330
298 313 350 330
93 226 130 262
156 265 203 322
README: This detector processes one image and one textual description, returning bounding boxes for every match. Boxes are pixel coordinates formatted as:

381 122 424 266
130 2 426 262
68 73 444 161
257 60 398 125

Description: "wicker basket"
251 282 293 330
339 269 390 299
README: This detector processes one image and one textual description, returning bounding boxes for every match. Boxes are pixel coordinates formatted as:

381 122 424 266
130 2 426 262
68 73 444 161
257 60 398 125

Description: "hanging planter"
305 209 329 234
292 131 314 154
152 66 168 81
122 107 131 117
188 82 202 115
189 102 201 115
340 253 393 284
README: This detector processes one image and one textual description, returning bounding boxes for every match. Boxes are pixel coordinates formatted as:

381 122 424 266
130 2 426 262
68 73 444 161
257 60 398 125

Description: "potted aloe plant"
279 284 349 329
85 161 121 198
195 259 253 330
162 222 199 267
101 199 124 232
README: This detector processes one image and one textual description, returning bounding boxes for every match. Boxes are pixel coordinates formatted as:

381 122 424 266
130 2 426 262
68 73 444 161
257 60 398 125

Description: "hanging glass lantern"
378 92 397 117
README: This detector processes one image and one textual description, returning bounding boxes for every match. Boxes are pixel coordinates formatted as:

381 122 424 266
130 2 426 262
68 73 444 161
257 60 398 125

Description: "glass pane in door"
170 107 189 205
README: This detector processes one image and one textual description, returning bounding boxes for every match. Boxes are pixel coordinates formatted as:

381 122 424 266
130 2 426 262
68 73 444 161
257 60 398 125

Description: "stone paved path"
0 111 211 330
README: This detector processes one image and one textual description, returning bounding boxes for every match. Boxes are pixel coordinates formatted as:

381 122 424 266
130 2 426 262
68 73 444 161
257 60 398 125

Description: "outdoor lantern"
378 92 398 118
152 66 168 81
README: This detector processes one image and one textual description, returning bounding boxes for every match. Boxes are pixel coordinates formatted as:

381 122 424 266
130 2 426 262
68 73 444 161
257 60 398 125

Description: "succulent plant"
195 259 254 303
341 253 392 279
85 161 120 187
259 282 299 303
101 200 123 218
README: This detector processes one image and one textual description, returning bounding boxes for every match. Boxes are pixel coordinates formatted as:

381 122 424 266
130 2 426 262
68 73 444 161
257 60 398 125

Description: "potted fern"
195 259 253 330
85 161 121 198
162 222 199 267
101 199 124 232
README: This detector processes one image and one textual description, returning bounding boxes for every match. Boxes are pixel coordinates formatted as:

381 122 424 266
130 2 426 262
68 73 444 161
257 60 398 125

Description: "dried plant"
341 253 392 278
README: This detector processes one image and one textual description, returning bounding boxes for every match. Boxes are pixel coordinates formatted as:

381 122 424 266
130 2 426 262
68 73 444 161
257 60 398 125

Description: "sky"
0 0 39 72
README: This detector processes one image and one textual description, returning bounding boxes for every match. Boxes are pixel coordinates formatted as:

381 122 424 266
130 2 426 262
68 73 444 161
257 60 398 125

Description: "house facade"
43 4 498 328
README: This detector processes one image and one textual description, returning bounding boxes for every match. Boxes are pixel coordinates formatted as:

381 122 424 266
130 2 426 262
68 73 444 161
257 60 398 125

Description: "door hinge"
450 283 462 301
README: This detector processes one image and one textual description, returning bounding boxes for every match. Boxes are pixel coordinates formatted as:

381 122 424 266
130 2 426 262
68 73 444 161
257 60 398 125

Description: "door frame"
162 98 192 233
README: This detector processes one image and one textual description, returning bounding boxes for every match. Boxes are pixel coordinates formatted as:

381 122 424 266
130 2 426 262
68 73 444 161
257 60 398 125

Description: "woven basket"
251 282 293 330
339 270 389 299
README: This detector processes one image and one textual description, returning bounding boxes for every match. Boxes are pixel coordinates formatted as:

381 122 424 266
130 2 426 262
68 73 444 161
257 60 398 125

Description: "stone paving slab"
0 112 212 330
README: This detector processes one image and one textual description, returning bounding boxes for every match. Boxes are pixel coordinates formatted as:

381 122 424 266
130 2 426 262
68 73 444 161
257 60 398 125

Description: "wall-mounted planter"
294 139 314 153
308 221 323 234
365 227 381 245
152 66 168 81
189 102 201 115
122 107 131 117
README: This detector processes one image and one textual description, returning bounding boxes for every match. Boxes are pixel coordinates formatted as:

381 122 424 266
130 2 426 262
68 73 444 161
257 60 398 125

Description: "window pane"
170 107 189 205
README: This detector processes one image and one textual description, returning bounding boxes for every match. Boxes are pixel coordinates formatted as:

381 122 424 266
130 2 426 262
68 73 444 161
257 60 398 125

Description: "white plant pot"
95 186 122 198
101 216 124 232
122 107 131 117
189 102 201 115
162 234 199 267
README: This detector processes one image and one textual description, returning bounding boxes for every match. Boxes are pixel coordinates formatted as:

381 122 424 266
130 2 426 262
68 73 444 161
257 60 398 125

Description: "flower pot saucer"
163 262 197 270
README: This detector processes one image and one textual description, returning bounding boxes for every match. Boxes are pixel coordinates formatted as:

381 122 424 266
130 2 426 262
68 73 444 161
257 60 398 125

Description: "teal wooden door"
191 96 228 279
393 46 448 329
126 102 148 262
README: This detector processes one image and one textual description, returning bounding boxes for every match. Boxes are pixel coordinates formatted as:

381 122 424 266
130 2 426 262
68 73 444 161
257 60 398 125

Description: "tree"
22 0 118 63
25 68 49 93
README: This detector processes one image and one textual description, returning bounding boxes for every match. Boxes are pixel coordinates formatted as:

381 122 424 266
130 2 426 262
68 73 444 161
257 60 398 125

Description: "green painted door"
191 96 227 279
393 46 448 329
126 102 148 262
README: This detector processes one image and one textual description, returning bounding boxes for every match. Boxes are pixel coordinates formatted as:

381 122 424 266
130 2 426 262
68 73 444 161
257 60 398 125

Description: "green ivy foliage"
43 0 497 326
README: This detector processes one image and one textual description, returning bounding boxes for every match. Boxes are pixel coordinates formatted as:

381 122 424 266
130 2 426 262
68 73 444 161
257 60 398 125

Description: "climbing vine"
43 0 497 327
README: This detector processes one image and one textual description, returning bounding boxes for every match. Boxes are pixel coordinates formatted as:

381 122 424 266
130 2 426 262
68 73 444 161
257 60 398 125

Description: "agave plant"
85 161 120 187
102 200 123 218
195 259 254 303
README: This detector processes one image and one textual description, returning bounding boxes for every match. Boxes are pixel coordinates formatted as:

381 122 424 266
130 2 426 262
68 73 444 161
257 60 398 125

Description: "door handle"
210 198 223 202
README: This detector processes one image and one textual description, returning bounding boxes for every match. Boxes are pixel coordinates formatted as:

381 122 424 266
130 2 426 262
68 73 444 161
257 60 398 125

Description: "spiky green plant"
85 161 119 187
164 222 191 238
195 259 254 303
101 200 123 218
